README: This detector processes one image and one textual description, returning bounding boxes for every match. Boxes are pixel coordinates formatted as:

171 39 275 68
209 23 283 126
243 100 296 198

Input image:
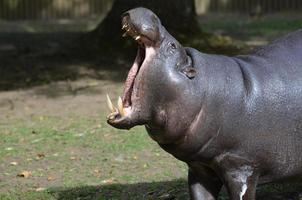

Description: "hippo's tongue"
122 46 145 107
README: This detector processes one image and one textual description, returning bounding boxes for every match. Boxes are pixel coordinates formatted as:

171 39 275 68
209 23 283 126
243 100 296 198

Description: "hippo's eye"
167 42 177 54
169 42 177 49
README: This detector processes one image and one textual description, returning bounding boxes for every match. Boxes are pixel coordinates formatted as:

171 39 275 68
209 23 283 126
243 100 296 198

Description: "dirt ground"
0 78 121 121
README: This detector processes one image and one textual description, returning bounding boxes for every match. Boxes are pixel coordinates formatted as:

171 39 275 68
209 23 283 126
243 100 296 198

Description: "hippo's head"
107 8 201 143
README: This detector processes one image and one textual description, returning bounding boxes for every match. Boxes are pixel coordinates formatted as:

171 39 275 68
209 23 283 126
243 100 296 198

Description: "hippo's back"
253 29 302 63
230 30 302 182
234 29 302 109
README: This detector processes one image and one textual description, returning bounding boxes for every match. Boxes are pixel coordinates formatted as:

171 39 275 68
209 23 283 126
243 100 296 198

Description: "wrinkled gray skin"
107 7 302 200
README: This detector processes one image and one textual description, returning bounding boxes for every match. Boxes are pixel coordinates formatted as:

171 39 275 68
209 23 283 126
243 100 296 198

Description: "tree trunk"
76 0 244 58
84 0 200 54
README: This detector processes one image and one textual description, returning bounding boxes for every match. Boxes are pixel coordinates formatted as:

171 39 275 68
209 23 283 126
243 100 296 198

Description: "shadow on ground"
49 179 189 200
0 29 245 92
0 31 136 91
47 179 302 200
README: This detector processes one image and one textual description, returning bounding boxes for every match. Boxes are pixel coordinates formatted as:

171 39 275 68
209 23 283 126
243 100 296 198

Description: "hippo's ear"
182 67 196 79
181 56 196 79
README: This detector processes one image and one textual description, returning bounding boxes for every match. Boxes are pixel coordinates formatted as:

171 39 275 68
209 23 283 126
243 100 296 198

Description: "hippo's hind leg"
222 166 259 200
213 153 259 200
188 166 223 200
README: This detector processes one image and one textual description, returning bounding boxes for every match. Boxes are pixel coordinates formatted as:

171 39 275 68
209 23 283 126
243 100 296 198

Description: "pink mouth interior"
122 46 145 107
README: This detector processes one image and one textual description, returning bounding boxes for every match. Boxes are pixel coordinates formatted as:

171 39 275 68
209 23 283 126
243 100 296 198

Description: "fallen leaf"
102 178 115 184
94 169 101 178
10 161 18 166
70 156 76 160
36 187 46 192
75 133 84 137
159 193 173 199
37 153 45 159
47 176 54 181
31 138 43 143
17 171 31 178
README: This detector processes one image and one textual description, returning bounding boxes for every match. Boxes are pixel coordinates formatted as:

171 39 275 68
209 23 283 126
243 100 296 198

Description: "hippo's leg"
213 153 259 200
222 167 258 200
188 167 223 200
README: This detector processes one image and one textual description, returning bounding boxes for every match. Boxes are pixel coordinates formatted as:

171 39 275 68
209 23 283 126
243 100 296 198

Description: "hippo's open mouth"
106 13 157 129
122 42 145 108
121 13 158 109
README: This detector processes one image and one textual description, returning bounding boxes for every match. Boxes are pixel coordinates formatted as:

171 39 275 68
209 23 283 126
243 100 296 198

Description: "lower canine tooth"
106 94 116 112
135 36 141 40
117 96 125 116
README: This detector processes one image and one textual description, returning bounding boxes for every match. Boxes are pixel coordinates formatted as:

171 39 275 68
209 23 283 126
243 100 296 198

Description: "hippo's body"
107 7 302 200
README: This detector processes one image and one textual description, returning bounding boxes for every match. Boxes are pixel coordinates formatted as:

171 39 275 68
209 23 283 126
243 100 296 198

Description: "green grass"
201 17 302 41
1 105 301 200
0 112 189 199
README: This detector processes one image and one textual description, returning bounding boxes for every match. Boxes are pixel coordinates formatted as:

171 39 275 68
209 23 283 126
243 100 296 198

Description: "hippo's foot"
223 166 259 200
188 167 223 200
188 164 259 200
214 153 259 200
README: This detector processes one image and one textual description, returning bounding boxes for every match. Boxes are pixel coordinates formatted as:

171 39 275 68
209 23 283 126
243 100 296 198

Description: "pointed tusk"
117 96 125 116
106 94 115 112
122 24 127 29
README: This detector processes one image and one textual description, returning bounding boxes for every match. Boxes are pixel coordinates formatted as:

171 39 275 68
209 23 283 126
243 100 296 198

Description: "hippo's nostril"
121 13 130 26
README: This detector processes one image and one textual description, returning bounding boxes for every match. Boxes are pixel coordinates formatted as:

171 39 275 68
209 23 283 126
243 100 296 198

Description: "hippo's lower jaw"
106 46 145 130
106 107 139 130
106 46 155 130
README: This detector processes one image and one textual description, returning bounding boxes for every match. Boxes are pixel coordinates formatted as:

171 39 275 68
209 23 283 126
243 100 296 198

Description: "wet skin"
107 7 302 200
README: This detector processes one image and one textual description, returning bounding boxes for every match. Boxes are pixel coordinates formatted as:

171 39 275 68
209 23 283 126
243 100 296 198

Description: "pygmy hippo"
107 7 302 200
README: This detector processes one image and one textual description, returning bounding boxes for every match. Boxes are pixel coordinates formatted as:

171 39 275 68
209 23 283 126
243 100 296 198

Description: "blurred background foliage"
0 0 302 20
